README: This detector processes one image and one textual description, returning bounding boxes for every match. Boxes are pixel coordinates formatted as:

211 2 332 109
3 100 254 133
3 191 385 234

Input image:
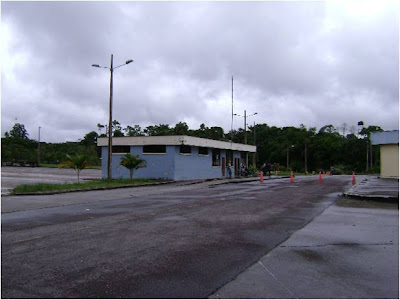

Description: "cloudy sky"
1 1 399 142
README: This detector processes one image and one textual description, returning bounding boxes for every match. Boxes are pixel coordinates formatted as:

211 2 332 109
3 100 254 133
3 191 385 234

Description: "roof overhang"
97 135 256 152
370 130 399 145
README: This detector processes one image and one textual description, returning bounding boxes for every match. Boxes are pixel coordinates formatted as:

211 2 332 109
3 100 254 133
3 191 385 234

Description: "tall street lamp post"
252 121 256 167
92 54 133 180
234 110 257 168
234 110 257 144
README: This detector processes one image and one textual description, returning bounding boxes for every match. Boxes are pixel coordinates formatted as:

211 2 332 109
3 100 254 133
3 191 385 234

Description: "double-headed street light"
233 110 257 144
92 54 133 180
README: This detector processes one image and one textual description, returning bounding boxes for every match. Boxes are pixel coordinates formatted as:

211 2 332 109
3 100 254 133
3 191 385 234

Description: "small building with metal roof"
97 135 256 180
370 130 399 179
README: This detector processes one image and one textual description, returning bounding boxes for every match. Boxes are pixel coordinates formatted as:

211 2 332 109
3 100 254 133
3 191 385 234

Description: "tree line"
2 123 100 167
2 121 382 174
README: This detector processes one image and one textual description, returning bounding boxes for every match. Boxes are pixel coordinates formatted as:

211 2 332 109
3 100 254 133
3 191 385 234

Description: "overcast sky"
1 1 399 142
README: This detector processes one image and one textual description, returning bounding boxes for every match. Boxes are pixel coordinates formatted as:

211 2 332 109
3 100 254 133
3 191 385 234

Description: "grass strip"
39 164 101 170
13 179 163 195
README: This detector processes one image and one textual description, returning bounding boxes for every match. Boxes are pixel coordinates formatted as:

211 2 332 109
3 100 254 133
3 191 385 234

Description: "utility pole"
370 138 373 169
37 126 41 166
234 110 257 144
252 121 256 167
366 139 369 173
244 110 247 144
92 54 133 180
108 54 114 180
231 76 234 142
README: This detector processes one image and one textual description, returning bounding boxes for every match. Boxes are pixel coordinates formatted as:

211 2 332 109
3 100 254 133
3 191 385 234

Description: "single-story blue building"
97 135 256 180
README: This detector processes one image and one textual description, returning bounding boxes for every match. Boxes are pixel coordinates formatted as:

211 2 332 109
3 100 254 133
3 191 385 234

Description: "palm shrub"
120 153 146 180
58 154 88 183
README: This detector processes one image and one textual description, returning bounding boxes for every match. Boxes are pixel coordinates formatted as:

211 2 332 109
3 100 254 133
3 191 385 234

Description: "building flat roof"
97 135 257 152
370 130 399 145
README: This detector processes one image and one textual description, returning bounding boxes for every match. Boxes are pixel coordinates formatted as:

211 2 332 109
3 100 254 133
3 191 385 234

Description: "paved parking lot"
2 176 352 298
1 171 398 298
1 167 102 194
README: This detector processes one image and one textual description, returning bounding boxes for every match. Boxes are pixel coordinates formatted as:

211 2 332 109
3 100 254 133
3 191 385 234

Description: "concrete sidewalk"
209 176 399 299
344 175 399 201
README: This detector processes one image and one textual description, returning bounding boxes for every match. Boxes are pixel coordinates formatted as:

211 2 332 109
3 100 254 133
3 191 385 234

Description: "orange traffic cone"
290 171 294 183
260 171 264 183
352 172 356 185
318 171 322 184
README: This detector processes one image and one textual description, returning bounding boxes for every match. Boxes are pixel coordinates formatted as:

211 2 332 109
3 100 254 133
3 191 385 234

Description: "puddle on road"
292 249 325 262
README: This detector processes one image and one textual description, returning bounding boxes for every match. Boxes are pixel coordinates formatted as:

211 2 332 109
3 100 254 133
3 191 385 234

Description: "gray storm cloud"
1 1 398 142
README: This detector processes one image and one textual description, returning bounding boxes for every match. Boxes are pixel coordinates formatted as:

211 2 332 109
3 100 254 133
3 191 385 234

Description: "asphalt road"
2 176 352 298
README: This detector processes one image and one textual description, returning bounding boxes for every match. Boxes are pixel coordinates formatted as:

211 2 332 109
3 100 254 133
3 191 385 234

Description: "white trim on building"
97 135 257 152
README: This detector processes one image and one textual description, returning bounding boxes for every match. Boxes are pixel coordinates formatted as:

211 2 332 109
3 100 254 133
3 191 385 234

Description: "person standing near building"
266 162 271 177
227 160 232 178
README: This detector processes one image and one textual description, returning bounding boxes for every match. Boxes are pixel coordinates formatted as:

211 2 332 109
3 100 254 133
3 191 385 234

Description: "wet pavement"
1 176 351 298
1 171 398 298
209 198 398 299
209 175 399 299
344 175 399 201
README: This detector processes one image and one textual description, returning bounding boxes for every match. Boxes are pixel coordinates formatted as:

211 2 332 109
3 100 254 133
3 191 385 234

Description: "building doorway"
234 158 240 177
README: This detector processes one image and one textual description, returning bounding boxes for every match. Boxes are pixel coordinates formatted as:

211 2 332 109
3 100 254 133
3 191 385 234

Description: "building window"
198 147 209 156
212 149 220 166
143 145 166 154
180 145 191 155
112 146 130 153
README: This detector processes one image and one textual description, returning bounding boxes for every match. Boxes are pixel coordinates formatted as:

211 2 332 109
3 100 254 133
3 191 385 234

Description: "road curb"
9 180 175 196
342 177 399 203
7 176 290 196
342 192 399 203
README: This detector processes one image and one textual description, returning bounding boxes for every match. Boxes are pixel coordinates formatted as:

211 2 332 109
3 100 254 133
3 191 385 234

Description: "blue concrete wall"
101 146 175 180
173 146 222 180
101 146 246 180
132 145 175 179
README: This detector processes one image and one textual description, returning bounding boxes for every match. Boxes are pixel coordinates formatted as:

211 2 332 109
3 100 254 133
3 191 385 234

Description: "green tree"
208 126 225 140
124 125 144 137
144 124 173 136
359 125 383 136
80 131 98 148
1 137 37 164
97 123 106 136
112 120 124 137
318 124 337 134
58 154 88 183
193 123 209 138
120 153 146 179
6 123 29 139
174 122 189 135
